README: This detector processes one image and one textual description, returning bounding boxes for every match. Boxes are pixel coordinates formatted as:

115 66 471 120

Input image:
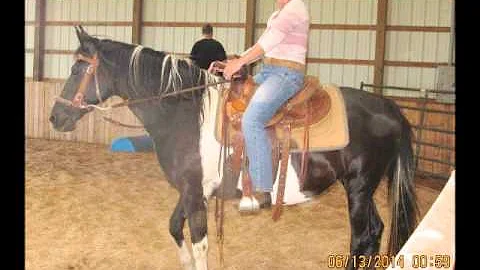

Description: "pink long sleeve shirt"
257 0 309 65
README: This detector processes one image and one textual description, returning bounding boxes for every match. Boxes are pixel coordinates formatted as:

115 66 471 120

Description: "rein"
54 49 230 128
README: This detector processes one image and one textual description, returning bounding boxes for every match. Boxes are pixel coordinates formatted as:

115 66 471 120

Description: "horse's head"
50 26 116 132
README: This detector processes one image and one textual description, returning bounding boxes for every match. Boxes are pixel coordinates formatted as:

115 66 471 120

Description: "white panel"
145 0 245 22
195 1 208 22
86 0 98 20
165 0 176 21
411 0 427 26
61 1 70 21
318 30 333 58
384 66 437 96
174 0 187 22
307 64 373 88
425 0 440 26
143 0 154 21
357 31 376 60
409 32 426 62
215 28 245 55
44 55 75 79
306 0 376 24
44 26 59 50
436 33 450 63
389 0 451 27
319 0 335 24
331 31 346 59
206 0 220 22
307 30 321 58
385 32 410 61
358 0 377 25
256 0 275 23
183 28 197 53
25 53 34 78
44 26 131 50
25 26 35 49
438 0 452 27
79 0 88 21
216 1 229 22
333 0 348 24
386 31 450 62
25 0 36 21
68 1 80 21
97 0 107 21
184 1 196 22
46 0 61 21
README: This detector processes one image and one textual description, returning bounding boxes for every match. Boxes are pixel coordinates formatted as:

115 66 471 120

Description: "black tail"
387 108 419 255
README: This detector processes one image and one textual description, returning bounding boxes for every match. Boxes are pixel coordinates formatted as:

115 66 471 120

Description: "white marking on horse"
192 236 208 270
200 77 224 199
171 238 195 270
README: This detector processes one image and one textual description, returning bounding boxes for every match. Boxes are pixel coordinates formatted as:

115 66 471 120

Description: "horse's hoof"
238 196 260 214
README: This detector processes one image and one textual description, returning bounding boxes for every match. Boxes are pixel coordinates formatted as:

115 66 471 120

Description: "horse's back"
339 87 406 139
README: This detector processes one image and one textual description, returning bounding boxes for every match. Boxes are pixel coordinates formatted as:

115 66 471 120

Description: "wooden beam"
245 0 256 50
33 0 46 81
142 22 244 28
373 0 388 94
387 25 451 32
42 21 132 26
132 0 143 44
307 58 374 66
384 60 449 68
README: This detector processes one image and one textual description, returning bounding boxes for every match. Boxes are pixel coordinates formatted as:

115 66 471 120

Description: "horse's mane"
77 38 221 99
76 38 222 122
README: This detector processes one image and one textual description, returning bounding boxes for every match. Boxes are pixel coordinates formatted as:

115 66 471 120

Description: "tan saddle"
215 73 333 220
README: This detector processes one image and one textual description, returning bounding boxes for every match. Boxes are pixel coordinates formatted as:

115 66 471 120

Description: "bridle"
69 53 103 109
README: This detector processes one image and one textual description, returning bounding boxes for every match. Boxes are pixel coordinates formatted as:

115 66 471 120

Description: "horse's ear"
74 25 92 45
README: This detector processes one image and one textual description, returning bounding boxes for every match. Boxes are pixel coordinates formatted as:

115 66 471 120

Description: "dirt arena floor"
26 138 442 270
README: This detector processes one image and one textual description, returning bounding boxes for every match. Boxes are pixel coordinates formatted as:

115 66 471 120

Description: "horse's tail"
386 104 419 256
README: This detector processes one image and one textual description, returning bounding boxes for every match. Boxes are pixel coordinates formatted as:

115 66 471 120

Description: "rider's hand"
223 58 244 80
207 61 218 74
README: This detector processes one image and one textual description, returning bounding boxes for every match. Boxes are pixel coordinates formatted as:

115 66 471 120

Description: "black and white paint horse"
49 26 418 270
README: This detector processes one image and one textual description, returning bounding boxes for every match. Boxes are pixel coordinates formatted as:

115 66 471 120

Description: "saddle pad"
278 84 349 152
214 83 349 152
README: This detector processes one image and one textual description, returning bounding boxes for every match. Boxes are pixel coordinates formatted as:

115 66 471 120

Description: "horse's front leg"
182 178 209 270
170 200 195 270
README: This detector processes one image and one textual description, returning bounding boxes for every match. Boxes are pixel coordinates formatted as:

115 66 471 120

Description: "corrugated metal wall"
384 0 452 97
43 0 133 80
25 0 36 78
142 0 245 55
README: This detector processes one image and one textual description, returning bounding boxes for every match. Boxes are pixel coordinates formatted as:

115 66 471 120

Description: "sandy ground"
25 138 441 270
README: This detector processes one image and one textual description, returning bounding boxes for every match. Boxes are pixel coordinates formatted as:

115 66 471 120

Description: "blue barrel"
110 135 154 152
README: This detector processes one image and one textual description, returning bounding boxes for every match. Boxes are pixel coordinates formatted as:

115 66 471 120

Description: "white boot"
238 196 260 213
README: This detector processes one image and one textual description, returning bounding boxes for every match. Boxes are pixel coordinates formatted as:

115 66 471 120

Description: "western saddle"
213 61 331 220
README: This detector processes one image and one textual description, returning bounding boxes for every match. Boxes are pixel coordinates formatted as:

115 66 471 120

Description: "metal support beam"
132 0 143 44
33 0 46 81
373 0 388 94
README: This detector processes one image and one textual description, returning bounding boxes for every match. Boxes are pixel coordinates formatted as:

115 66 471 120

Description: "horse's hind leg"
343 174 384 270
170 200 195 270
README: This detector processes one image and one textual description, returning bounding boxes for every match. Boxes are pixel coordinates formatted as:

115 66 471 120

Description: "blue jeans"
242 64 304 192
